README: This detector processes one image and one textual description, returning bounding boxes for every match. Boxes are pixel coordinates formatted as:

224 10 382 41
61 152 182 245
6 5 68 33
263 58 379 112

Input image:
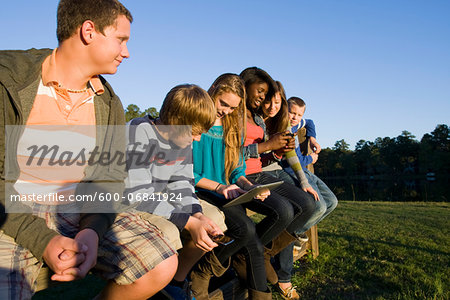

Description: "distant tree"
354 140 376 175
395 130 419 174
144 107 159 119
315 147 339 177
375 136 396 173
420 124 450 174
423 124 449 152
333 139 350 152
397 130 416 143
125 104 142 122
330 139 354 176
314 147 331 176
124 104 159 122
355 140 367 152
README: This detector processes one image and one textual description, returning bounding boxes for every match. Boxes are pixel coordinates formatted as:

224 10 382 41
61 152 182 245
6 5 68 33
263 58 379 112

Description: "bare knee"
132 254 178 298
148 254 178 287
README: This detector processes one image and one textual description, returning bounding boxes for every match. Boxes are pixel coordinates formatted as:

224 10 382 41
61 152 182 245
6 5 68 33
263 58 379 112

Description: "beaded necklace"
66 87 89 93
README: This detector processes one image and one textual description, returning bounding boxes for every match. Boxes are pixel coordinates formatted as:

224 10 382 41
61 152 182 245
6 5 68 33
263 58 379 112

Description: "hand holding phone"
209 234 234 246
284 133 296 150
285 132 295 138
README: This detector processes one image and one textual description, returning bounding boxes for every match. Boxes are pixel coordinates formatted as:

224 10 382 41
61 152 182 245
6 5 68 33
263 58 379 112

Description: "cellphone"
210 234 234 246
285 132 295 137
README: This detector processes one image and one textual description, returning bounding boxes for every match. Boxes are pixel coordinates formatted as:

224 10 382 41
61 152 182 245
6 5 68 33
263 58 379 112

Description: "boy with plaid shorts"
0 1 178 299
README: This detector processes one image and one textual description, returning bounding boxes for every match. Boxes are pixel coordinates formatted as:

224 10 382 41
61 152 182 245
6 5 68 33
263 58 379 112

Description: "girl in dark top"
259 80 321 299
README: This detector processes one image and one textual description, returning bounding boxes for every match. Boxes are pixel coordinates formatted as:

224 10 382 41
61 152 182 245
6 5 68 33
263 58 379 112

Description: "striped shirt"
14 49 103 203
124 116 202 231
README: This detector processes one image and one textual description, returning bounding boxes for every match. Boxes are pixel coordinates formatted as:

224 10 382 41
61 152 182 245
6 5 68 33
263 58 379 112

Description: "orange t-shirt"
244 121 264 175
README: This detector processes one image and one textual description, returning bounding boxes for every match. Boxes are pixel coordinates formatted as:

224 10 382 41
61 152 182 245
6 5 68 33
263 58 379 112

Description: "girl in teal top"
191 73 285 300
193 125 245 187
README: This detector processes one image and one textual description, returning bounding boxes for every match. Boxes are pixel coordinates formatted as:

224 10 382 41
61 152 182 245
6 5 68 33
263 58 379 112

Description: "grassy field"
34 201 450 300
277 201 450 300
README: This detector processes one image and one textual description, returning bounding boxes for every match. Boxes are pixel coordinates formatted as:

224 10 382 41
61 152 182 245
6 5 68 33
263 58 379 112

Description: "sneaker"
292 245 301 258
275 283 300 300
163 279 196 300
294 233 309 247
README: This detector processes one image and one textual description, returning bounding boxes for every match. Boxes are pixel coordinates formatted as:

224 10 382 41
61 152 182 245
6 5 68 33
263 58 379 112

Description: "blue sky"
1 0 449 149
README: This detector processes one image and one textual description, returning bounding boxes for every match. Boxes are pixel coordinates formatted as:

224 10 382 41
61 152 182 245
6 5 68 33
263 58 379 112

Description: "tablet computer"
222 181 284 208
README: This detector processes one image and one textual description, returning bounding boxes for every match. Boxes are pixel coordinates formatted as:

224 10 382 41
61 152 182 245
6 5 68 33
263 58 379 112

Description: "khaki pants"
140 199 227 250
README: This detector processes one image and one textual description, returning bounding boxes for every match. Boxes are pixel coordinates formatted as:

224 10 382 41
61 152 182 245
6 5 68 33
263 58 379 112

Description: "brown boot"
265 230 297 285
231 253 247 283
190 251 231 300
233 252 273 284
247 288 272 300
264 246 278 285
267 230 298 257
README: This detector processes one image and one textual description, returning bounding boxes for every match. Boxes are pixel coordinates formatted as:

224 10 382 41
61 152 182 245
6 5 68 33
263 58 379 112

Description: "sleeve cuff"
79 213 116 241
28 229 59 262
244 144 259 159
190 203 203 215
169 212 190 231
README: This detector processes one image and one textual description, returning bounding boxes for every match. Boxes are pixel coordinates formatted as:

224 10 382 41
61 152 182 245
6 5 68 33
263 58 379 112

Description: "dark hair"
239 67 277 107
57 0 133 44
263 81 289 135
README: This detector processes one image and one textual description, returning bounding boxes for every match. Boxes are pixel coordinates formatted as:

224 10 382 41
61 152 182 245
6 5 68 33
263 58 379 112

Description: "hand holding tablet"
222 181 284 208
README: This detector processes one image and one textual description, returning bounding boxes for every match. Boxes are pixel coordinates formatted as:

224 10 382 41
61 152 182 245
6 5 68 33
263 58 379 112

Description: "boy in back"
282 97 338 235
287 97 320 167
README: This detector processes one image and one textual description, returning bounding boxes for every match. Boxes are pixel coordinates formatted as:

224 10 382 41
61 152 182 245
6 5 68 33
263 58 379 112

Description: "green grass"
273 201 450 300
34 201 450 300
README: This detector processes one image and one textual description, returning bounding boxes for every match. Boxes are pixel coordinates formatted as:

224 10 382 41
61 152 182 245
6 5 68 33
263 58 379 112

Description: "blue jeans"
291 169 338 233
268 168 338 282
246 171 316 236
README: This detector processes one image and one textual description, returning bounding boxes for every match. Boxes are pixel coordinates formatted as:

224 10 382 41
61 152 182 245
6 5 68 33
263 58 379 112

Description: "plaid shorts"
0 203 176 299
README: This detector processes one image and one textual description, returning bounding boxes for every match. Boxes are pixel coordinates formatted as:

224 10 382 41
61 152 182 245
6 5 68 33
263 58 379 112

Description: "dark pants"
246 171 316 235
260 169 317 282
196 181 294 291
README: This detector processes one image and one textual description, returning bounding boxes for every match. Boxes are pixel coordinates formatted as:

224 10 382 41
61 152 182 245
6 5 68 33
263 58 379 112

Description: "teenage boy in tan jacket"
0 1 178 299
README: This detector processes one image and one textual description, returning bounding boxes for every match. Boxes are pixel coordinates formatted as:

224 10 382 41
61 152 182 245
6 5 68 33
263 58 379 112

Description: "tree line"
125 104 448 181
314 124 450 179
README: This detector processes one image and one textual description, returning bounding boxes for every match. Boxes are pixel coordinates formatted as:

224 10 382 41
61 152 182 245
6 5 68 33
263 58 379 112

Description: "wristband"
214 183 222 193
272 151 283 161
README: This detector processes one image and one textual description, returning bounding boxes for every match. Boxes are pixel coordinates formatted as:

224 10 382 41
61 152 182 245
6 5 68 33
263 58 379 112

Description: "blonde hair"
287 96 306 110
208 74 246 184
159 84 215 136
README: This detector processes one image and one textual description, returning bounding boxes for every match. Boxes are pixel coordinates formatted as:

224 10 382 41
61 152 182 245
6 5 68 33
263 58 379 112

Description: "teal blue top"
193 125 246 186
